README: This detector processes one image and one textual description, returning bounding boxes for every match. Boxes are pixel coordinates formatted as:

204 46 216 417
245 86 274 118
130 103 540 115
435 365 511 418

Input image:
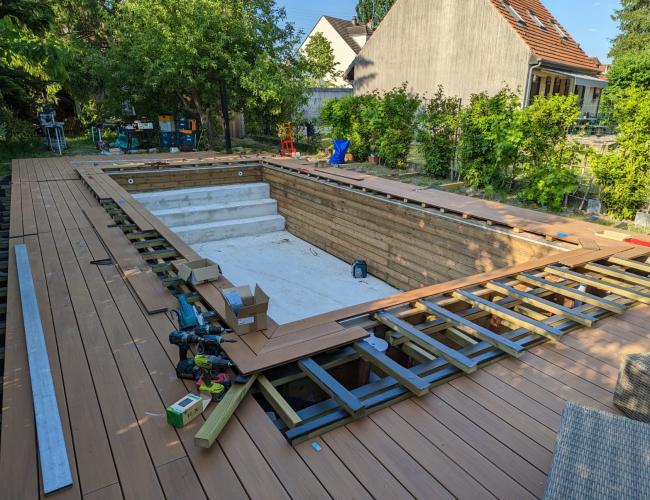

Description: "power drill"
169 328 236 380
194 354 235 401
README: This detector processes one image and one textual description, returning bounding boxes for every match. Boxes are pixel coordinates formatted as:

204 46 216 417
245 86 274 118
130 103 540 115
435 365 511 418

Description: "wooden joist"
582 262 650 288
194 374 258 449
375 311 478 373
352 341 430 396
418 299 524 357
544 265 650 304
452 290 564 340
608 256 650 274
298 357 366 416
256 374 301 429
401 342 437 363
484 281 596 327
517 273 627 314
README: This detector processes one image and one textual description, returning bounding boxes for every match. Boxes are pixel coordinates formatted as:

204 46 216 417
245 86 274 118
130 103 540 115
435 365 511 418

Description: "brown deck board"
4 154 650 499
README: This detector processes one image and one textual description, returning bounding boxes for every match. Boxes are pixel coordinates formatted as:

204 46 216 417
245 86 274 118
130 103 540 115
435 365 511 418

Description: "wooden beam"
195 374 258 449
375 312 478 373
298 358 365 416
484 281 596 327
401 342 437 363
516 273 626 314
583 262 650 288
608 256 650 274
256 374 301 429
544 266 650 304
15 244 73 494
353 341 430 396
452 290 563 340
418 299 524 357
445 326 478 346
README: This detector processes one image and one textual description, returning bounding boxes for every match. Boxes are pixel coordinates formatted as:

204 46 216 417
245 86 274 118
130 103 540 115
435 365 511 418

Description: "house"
299 16 373 87
346 0 608 117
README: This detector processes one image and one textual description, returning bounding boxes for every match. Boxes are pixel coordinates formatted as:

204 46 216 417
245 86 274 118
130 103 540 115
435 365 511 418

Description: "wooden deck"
2 153 650 499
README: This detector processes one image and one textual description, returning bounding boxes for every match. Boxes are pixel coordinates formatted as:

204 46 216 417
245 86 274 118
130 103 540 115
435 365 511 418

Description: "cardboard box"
166 393 206 428
220 284 269 335
177 258 220 285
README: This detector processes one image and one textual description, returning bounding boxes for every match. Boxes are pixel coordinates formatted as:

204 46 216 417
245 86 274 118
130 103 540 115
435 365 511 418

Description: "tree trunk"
198 107 215 150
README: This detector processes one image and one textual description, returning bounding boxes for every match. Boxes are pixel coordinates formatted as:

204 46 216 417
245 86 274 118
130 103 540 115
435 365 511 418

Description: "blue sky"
278 0 621 62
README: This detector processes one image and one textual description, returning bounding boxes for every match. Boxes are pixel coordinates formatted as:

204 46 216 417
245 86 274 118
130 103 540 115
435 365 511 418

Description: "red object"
279 122 296 156
625 238 650 247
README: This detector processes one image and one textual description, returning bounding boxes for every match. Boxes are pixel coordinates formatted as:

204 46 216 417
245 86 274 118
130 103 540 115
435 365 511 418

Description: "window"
550 20 568 40
502 1 526 25
529 10 546 30
593 88 602 102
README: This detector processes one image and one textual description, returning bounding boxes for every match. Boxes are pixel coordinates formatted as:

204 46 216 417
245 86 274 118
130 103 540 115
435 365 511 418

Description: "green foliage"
416 86 460 177
607 48 650 92
609 0 650 60
457 89 521 190
591 87 650 219
302 32 341 86
355 0 396 26
103 0 308 147
321 86 418 168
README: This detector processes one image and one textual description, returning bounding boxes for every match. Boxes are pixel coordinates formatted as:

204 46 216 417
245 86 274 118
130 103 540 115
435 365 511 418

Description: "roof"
489 0 601 72
323 16 371 54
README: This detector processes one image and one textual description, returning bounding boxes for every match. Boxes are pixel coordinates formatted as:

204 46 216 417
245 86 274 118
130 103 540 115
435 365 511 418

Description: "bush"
591 87 650 219
457 89 521 190
516 95 582 211
416 86 460 177
321 85 419 168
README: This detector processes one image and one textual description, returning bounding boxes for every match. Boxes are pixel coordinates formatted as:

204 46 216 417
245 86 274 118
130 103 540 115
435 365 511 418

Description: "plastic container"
159 131 176 148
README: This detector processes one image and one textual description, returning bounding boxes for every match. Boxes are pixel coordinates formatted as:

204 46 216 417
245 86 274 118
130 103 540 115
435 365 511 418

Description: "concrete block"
635 211 650 229
172 214 286 244
133 183 270 210
151 198 278 227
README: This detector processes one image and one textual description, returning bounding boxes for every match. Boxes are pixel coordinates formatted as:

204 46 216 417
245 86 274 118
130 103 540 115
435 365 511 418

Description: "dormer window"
529 10 546 30
551 20 568 40
502 1 526 26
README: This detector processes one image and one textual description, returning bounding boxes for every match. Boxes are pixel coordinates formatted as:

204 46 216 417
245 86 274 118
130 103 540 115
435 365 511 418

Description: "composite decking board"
49 227 165 498
66 227 186 467
9 177 23 238
0 238 40 499
29 182 50 234
320 426 415 499
20 181 38 236
234 396 330 499
15 243 74 495
364 409 492 499
345 416 458 499
413 392 548 498
37 231 119 495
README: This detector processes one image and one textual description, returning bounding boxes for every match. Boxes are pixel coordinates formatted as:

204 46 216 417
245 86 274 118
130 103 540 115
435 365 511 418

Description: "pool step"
172 214 286 244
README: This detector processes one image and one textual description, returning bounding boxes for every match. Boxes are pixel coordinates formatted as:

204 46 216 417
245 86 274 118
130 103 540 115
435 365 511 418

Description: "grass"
0 134 97 177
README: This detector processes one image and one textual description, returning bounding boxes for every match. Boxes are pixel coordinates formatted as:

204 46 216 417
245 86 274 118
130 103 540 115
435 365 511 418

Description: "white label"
238 316 255 326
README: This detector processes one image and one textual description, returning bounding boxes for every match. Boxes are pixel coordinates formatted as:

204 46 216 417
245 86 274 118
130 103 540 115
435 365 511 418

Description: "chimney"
352 15 359 26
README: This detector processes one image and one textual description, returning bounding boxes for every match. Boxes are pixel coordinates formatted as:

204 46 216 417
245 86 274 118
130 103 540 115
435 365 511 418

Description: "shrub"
457 89 521 190
416 86 461 177
321 86 419 168
516 95 582 211
591 87 650 219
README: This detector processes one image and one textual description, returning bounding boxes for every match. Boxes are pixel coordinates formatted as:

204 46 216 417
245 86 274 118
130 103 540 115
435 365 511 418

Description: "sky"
277 0 621 62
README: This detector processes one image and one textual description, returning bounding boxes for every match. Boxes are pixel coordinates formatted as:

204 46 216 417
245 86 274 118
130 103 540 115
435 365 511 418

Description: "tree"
607 49 650 92
591 87 650 219
609 0 650 60
302 32 341 86
355 0 396 26
104 0 308 148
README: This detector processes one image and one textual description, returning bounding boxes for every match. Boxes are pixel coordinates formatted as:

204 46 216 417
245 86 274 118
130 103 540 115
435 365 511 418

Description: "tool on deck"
169 328 235 380
194 354 234 401
173 293 200 330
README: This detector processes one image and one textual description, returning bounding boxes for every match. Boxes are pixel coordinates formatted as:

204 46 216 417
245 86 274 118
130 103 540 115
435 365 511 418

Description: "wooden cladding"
111 165 264 192
264 168 560 291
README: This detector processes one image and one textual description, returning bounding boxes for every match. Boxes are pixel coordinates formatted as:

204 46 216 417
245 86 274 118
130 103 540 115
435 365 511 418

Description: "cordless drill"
194 354 235 401
169 329 236 380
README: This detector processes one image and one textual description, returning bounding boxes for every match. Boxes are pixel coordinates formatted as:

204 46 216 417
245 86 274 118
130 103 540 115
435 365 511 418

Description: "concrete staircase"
133 183 285 244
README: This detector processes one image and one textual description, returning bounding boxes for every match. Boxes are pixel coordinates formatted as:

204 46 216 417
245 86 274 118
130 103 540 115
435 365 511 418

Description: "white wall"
299 17 357 87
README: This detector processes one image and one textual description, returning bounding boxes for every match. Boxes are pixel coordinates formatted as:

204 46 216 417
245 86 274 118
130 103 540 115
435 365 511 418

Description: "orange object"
278 122 296 156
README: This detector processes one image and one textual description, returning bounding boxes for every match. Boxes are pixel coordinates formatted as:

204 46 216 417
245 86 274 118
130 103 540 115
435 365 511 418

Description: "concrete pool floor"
192 231 400 325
